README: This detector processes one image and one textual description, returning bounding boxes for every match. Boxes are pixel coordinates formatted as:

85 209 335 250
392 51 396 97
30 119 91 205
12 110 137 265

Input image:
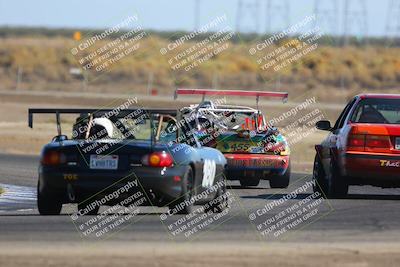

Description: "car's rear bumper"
39 165 188 204
224 154 289 179
343 152 400 184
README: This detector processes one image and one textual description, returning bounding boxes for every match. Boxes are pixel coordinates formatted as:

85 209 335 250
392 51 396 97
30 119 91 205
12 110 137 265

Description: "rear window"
351 98 400 124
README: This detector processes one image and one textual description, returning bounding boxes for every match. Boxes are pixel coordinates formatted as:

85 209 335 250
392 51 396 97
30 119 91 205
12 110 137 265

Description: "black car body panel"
30 108 227 213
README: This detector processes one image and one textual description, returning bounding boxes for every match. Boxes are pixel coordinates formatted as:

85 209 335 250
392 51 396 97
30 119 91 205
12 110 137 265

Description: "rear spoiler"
28 108 178 137
174 88 288 108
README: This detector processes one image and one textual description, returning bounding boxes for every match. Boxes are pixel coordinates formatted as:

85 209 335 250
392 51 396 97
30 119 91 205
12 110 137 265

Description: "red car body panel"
317 94 400 187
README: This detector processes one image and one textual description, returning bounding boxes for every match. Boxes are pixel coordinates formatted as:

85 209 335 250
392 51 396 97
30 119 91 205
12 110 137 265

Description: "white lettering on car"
202 159 216 188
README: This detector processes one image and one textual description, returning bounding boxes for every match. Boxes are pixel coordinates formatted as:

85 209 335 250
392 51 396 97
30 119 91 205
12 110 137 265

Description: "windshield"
72 112 179 142
350 98 400 124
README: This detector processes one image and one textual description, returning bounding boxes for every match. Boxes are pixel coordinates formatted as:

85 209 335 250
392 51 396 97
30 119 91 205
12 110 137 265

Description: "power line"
343 0 368 45
194 0 201 31
266 0 290 33
385 0 400 38
236 0 261 33
314 0 339 36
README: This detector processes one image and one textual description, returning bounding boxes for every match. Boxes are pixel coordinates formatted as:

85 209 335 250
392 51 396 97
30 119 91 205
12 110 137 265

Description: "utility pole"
16 67 23 90
194 0 201 31
385 0 400 45
343 0 368 46
147 72 154 95
314 0 339 37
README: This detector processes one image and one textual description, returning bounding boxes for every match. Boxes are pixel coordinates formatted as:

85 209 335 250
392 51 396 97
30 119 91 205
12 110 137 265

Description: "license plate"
90 155 118 170
396 138 400 150
228 158 275 167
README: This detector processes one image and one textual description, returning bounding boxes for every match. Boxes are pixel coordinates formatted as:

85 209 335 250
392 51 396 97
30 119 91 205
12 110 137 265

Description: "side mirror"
316 120 332 131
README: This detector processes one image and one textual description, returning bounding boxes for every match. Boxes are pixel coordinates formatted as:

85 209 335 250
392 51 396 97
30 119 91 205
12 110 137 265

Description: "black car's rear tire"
239 178 260 187
312 155 328 195
205 179 228 213
169 167 194 215
269 164 291 189
327 159 348 198
37 184 62 215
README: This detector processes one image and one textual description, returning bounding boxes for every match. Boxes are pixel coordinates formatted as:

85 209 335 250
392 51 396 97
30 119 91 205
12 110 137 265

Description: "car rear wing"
28 108 178 138
174 88 288 108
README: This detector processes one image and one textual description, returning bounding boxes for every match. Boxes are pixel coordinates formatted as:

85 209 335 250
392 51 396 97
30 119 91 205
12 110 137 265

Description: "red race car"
313 94 400 198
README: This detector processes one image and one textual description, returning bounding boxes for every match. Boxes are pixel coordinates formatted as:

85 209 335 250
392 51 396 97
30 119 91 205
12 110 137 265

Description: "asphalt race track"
1 153 400 243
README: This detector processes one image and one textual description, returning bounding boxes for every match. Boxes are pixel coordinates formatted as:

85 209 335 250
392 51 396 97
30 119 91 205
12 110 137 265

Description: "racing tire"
312 154 328 196
169 167 194 215
204 179 228 213
239 178 260 187
78 200 100 215
269 164 291 189
37 183 62 215
326 159 348 199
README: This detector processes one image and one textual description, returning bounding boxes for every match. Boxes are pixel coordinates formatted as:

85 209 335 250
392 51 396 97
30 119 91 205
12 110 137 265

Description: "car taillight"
347 134 366 151
142 152 173 168
365 135 391 148
41 151 66 165
347 134 391 151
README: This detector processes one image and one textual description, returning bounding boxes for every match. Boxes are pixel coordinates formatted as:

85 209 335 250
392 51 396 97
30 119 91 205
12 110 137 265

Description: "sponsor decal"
63 174 78 181
227 158 276 168
380 160 400 168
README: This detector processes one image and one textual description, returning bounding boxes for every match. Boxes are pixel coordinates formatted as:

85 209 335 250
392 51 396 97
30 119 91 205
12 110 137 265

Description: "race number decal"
202 159 216 188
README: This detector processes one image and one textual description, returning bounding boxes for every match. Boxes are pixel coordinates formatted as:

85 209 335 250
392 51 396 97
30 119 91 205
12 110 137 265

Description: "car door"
321 97 358 174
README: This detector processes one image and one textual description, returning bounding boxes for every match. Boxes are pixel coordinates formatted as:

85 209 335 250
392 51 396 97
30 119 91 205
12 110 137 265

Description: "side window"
333 98 357 130
157 116 179 143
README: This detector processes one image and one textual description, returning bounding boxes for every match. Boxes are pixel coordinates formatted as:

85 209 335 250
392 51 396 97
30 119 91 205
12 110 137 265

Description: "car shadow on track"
241 193 312 200
228 185 270 190
241 193 400 201
0 212 168 217
346 194 400 200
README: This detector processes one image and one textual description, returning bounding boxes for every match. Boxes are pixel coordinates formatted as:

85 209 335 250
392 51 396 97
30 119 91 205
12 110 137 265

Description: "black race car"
29 108 227 215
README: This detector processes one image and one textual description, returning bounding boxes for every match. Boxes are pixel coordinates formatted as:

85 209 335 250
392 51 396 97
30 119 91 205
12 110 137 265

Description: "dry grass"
1 36 400 102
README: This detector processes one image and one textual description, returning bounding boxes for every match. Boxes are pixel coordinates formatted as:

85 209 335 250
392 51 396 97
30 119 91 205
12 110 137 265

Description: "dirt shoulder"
0 242 399 267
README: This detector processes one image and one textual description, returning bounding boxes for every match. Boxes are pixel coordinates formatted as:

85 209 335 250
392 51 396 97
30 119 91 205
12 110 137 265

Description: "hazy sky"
0 0 391 36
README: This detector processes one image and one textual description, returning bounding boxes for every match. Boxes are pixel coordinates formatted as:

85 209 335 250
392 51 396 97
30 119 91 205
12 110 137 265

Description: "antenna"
236 0 261 33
